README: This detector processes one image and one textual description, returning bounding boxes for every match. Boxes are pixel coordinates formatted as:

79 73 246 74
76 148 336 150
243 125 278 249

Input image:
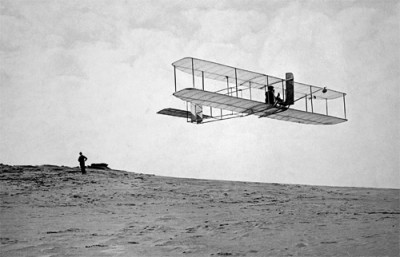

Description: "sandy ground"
0 164 399 257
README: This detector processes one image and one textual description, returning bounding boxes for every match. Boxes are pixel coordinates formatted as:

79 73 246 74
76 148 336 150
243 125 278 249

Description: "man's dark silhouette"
78 152 88 174
266 86 275 105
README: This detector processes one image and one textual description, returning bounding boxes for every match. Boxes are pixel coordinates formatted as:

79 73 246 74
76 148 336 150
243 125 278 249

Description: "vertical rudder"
285 73 294 106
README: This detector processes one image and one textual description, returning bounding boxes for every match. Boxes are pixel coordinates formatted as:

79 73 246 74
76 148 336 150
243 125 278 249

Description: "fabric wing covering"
265 108 347 125
174 88 347 125
172 57 345 100
173 88 268 115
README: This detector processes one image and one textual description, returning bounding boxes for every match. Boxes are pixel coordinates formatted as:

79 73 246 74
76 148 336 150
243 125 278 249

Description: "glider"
158 57 347 125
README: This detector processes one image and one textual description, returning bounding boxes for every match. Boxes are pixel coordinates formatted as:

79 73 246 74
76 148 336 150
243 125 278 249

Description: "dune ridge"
0 164 399 256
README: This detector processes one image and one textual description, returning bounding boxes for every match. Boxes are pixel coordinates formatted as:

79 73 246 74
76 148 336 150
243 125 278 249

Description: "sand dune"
0 164 399 256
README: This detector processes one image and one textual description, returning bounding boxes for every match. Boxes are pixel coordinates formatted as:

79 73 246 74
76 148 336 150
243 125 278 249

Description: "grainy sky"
1 0 399 188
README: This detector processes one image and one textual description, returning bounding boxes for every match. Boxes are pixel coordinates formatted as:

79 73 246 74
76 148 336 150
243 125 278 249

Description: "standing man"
78 152 88 174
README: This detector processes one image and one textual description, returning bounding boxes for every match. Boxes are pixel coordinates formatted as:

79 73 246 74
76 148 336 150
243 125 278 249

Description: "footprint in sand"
85 244 108 248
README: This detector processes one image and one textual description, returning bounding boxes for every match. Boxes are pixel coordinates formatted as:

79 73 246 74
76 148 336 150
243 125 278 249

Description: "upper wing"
172 57 345 100
174 88 346 125
173 57 282 90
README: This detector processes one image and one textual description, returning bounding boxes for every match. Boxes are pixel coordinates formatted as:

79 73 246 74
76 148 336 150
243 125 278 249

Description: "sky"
0 0 399 189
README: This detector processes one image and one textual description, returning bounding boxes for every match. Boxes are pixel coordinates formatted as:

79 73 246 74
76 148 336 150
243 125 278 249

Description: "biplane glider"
158 57 347 125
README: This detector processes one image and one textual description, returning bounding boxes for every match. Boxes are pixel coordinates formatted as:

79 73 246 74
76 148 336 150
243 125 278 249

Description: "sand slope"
0 164 399 256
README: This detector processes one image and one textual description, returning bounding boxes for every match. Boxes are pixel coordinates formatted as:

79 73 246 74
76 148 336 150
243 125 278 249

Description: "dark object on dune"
89 163 109 170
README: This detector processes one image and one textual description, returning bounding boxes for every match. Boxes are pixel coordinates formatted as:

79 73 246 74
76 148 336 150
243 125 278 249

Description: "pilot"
265 86 275 104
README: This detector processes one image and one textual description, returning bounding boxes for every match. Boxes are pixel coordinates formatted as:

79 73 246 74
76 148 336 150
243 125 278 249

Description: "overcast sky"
1 0 399 188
